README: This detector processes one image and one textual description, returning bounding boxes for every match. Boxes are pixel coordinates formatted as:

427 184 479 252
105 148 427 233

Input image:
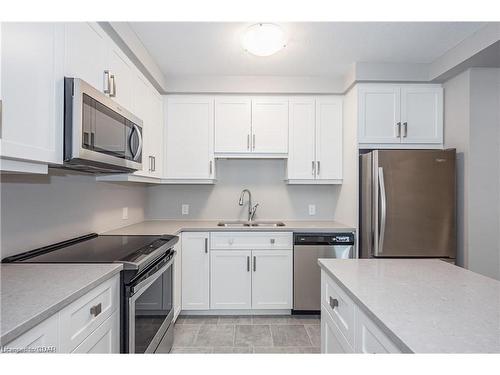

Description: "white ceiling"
130 22 486 79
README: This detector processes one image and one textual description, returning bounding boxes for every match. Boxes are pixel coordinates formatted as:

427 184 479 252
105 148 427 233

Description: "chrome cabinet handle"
252 134 256 150
270 238 275 244
396 122 401 138
247 256 250 272
152 156 156 172
103 70 111 94
329 297 338 310
317 161 320 176
204 238 208 253
253 256 256 272
209 160 213 175
247 134 250 150
110 74 116 97
148 156 153 171
402 122 408 138
90 303 102 317
312 161 316 176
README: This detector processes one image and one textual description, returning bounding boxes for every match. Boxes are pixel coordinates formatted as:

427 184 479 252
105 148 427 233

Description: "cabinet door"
181 232 210 310
132 74 153 176
287 98 316 180
173 241 182 321
251 97 288 154
358 85 401 144
320 305 353 353
354 308 401 353
401 85 443 144
107 46 134 111
165 96 214 179
315 96 343 180
210 250 252 309
5 313 59 353
64 22 108 92
215 97 252 153
150 89 164 178
251 250 292 309
72 310 119 354
1 23 64 164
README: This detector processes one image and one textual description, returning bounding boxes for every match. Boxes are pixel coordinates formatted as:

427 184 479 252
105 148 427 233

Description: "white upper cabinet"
401 85 443 144
214 96 288 156
358 85 401 144
287 96 343 184
315 96 343 181
1 23 64 166
107 46 134 110
251 97 288 154
215 97 252 153
357 84 443 147
165 96 215 181
288 98 316 180
64 23 108 93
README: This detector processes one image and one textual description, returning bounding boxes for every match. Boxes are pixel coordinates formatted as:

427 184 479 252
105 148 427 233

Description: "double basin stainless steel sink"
217 220 286 227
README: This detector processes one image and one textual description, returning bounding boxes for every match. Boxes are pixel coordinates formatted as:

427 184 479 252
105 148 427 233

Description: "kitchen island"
318 259 500 353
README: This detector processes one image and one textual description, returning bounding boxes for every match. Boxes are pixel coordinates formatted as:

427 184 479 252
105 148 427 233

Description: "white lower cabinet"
320 270 402 354
72 310 119 354
321 305 353 353
210 250 252 309
181 232 210 310
251 250 293 309
3 274 120 354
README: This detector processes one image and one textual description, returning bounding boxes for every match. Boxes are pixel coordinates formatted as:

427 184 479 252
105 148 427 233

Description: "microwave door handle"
377 166 387 255
129 124 143 161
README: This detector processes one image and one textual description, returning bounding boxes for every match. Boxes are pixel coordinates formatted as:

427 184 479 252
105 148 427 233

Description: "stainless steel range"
2 233 179 353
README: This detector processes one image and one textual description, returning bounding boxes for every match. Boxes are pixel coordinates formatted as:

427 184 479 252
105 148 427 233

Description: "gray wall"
1 169 146 258
146 159 340 221
444 68 500 280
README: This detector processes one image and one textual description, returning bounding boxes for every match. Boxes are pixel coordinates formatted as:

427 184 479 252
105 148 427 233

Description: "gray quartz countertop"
103 219 355 236
318 259 500 353
0 263 122 345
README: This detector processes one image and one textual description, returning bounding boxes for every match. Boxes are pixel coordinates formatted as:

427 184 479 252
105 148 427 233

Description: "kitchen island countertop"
318 258 500 353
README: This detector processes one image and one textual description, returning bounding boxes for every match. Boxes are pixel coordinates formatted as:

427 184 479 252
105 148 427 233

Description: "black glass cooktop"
2 234 178 267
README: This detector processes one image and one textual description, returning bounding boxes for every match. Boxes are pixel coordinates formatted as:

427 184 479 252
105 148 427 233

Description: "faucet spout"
238 189 258 221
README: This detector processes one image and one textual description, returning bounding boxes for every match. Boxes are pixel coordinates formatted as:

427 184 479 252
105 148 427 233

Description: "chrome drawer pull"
90 303 102 317
270 238 275 244
329 297 339 310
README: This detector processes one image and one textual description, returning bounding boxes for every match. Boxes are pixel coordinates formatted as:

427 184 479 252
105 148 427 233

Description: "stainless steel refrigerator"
360 149 456 259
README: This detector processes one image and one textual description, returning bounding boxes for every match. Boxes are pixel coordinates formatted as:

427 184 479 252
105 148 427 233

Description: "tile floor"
171 315 321 354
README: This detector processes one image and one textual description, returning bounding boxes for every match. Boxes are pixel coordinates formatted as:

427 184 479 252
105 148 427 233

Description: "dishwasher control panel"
294 232 355 246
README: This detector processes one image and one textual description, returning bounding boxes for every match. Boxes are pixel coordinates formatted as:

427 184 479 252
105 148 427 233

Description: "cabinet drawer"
5 313 59 353
210 232 292 250
354 307 402 353
71 310 119 354
321 271 355 346
59 275 119 352
321 305 353 353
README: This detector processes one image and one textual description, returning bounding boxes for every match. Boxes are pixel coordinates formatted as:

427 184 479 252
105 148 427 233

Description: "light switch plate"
122 207 129 220
181 204 189 215
308 204 316 216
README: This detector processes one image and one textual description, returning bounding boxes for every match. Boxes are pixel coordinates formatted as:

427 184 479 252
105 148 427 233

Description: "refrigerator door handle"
377 167 387 255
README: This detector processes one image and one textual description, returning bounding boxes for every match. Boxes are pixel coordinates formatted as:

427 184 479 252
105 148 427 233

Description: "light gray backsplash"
1 169 146 258
146 159 340 221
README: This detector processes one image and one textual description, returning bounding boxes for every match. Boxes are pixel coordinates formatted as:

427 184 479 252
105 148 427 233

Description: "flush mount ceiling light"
241 23 287 57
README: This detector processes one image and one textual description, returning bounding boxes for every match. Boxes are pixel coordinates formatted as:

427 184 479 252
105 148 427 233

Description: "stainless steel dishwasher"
293 232 355 312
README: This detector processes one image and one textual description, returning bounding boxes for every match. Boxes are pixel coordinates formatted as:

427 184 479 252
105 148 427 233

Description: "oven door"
128 253 175 353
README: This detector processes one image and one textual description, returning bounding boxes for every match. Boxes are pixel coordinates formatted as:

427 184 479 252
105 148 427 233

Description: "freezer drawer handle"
329 297 339 310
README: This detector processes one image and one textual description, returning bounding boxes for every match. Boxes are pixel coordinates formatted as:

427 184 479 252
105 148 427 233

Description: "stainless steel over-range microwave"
63 77 143 173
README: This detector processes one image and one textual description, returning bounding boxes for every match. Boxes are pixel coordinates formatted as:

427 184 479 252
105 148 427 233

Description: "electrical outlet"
308 204 316 216
181 204 189 215
122 207 129 220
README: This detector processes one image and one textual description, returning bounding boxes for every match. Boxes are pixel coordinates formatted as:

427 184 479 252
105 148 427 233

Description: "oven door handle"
130 254 175 296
